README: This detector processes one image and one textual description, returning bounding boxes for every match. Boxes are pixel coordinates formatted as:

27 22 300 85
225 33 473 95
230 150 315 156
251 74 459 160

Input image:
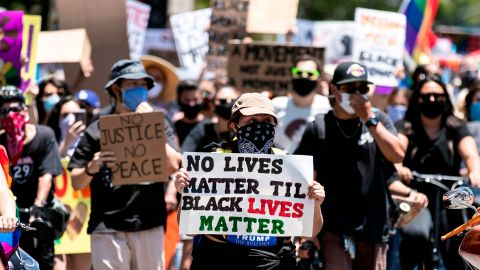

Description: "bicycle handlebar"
411 171 469 191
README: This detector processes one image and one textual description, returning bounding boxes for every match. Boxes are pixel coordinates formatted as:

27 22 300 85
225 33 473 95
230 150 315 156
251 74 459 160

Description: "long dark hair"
45 96 91 142
405 75 463 134
36 77 70 124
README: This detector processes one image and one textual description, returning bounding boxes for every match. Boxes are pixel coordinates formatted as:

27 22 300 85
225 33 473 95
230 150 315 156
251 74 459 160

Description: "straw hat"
140 55 179 103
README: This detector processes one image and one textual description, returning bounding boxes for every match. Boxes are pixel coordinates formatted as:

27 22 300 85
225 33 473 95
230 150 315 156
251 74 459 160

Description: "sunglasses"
291 67 320 80
0 106 24 117
338 84 370 95
419 93 446 102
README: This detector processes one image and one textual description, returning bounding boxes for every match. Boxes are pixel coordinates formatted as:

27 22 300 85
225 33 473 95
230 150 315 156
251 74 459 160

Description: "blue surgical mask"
387 105 407 123
43 94 60 112
470 102 480 121
122 87 148 111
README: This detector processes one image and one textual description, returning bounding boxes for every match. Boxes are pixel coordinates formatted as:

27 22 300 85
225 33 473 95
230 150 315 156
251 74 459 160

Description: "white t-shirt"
273 94 330 153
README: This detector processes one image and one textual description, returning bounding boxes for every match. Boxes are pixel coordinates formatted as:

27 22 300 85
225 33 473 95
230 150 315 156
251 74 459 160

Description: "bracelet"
85 164 96 176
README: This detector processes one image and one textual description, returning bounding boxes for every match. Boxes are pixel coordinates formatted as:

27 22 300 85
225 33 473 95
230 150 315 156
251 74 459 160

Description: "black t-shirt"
181 120 232 152
68 112 178 233
175 120 199 145
404 120 470 196
294 110 396 243
1 125 62 209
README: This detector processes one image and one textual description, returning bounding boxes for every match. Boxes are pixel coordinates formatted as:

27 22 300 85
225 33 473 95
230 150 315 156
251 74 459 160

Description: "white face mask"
339 93 368 115
148 82 164 99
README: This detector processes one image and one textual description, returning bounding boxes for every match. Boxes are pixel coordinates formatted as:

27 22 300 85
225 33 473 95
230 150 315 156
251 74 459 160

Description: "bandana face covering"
122 87 148 111
0 111 26 165
236 121 275 154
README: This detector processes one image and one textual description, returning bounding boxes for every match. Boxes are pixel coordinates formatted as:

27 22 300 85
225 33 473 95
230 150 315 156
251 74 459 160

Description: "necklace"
335 118 361 139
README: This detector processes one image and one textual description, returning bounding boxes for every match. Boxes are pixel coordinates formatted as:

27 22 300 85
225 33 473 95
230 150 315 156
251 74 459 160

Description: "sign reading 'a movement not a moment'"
179 152 314 237
228 41 324 95
99 112 167 185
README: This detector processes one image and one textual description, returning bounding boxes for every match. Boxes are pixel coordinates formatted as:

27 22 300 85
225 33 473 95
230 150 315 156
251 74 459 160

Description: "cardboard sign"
99 112 168 186
56 0 130 106
54 160 91 254
36 29 91 67
352 8 406 87
0 11 23 88
206 0 249 74
126 0 151 60
227 41 324 95
246 0 298 35
180 152 314 237
20 15 41 90
169 8 211 71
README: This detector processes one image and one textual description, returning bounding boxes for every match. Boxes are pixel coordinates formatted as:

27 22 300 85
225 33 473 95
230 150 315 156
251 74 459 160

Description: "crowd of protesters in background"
1 42 480 270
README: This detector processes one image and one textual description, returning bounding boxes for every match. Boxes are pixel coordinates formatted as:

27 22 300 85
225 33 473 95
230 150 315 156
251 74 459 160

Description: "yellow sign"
54 160 91 254
21 15 41 90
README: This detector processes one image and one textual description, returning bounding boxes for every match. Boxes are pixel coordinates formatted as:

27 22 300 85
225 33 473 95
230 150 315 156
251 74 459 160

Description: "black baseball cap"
105 59 154 91
332 61 373 86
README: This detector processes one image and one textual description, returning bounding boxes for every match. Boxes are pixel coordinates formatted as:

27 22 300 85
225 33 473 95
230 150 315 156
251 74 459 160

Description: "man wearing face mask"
0 85 62 270
68 59 182 270
174 80 204 145
295 61 404 270
272 54 330 154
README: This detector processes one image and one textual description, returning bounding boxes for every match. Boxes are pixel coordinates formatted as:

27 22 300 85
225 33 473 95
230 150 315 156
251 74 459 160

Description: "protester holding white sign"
174 92 324 269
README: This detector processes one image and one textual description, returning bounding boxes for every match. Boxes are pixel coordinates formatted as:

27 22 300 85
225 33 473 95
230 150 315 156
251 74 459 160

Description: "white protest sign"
169 8 211 70
312 21 356 65
126 0 151 60
352 8 406 87
179 152 314 237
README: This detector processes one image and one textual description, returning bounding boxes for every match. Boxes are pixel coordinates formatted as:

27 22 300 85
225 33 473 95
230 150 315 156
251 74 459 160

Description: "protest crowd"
2 0 480 270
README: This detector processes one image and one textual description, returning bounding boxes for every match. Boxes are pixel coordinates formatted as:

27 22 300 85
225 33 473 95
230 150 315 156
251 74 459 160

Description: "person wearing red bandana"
0 85 62 270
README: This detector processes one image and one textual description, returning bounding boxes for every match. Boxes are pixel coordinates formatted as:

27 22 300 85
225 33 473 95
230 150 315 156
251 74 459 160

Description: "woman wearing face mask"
174 92 325 270
386 88 409 124
463 83 480 155
396 75 480 270
45 96 89 159
36 77 71 125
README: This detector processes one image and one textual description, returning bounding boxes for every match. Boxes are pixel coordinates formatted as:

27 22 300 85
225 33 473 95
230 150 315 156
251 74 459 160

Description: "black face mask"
291 78 317 96
179 103 201 120
236 121 275 154
418 100 445 119
214 102 234 120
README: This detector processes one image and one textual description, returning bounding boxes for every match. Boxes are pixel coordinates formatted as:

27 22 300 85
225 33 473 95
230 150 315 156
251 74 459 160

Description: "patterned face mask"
236 121 275 154
0 111 26 165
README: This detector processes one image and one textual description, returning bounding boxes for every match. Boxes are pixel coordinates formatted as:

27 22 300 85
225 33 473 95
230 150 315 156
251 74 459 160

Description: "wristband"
85 164 97 176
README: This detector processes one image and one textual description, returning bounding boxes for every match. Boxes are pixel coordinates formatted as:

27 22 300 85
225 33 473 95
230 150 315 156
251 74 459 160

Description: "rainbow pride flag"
402 0 440 62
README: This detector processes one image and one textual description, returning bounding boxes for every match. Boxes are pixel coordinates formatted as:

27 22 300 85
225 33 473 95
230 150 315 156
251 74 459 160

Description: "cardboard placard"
227 41 324 95
169 8 211 71
352 8 406 87
126 0 151 60
54 160 91 254
246 0 298 35
0 11 23 88
206 0 249 74
99 112 168 186
56 0 130 106
20 15 41 90
36 29 91 66
179 152 314 237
